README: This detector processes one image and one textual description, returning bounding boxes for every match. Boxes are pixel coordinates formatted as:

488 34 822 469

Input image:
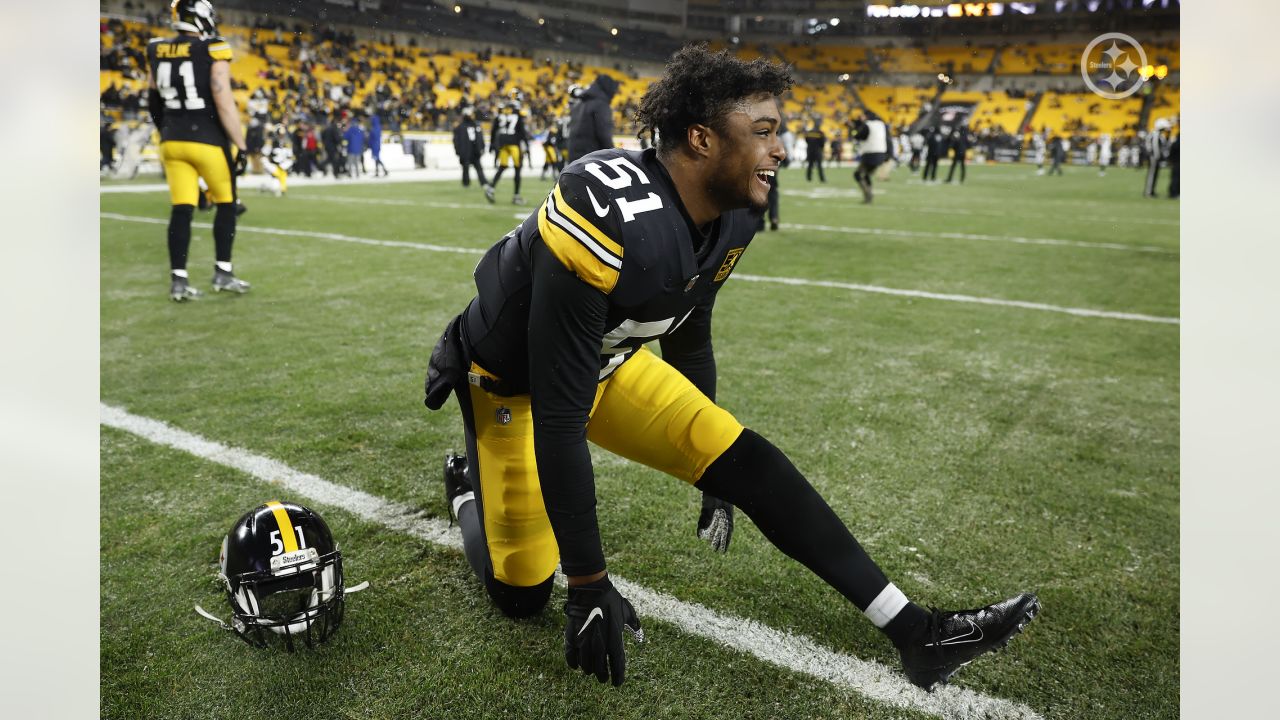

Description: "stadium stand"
100 0 1177 172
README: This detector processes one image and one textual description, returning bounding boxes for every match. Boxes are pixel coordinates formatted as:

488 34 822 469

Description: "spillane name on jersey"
146 35 233 146
463 147 759 388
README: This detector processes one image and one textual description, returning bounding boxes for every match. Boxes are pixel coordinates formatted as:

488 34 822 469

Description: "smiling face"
704 93 786 213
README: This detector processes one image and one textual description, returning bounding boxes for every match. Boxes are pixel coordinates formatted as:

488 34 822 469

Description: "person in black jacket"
567 74 619 164
321 115 345 178
803 115 826 182
922 125 944 183
945 124 970 184
453 106 487 188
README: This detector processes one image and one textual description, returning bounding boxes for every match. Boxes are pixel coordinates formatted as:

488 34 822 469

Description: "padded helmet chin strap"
193 582 370 636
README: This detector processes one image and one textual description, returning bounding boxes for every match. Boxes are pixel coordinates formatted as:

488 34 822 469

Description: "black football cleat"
897 592 1040 691
212 269 251 294
170 274 203 302
443 452 473 523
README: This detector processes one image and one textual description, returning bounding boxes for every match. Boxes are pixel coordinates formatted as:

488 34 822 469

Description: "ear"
685 123 715 159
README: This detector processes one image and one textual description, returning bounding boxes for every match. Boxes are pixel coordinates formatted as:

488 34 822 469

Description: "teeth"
759 170 775 177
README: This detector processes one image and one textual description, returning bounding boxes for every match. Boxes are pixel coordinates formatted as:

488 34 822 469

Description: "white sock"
171 269 189 279
451 491 475 519
216 261 233 273
864 583 910 629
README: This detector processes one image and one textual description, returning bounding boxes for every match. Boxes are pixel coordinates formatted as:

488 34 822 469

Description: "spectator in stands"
945 124 971 184
101 83 122 109
566 73 618 163
370 113 388 177
344 118 366 178
803 115 826 182
453 106 488 188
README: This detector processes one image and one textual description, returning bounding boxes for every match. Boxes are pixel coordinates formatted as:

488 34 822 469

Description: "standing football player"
424 45 1039 691
485 101 529 205
147 0 249 301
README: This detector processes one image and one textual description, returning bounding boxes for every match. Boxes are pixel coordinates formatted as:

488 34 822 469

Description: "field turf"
100 161 1178 719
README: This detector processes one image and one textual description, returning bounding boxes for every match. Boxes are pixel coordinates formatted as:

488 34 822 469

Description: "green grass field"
100 161 1179 719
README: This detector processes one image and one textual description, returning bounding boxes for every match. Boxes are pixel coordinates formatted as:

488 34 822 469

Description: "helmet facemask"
222 546 346 651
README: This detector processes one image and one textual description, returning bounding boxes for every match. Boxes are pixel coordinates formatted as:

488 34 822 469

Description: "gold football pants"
460 346 744 587
496 144 522 168
160 140 234 205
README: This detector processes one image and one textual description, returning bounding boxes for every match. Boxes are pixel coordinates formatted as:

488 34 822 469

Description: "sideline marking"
100 403 1043 720
734 273 1179 325
99 212 1178 324
781 222 1174 254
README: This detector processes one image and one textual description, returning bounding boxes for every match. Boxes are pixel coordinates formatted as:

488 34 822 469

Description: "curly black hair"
636 44 793 155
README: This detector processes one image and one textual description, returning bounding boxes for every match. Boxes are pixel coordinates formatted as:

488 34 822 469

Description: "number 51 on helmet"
195 500 368 650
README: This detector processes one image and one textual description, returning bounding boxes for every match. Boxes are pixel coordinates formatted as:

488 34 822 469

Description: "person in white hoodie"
851 111 891 203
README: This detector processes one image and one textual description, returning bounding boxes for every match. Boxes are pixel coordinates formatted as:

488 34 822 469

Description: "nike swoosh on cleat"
585 187 610 218
577 606 604 636
931 618 984 646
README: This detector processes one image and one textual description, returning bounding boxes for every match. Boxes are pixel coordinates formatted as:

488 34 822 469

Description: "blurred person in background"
486 100 530 205
945 123 970 184
454 106 488 188
567 74 619 163
146 0 250 301
803 114 826 182
922 125 944 183
344 117 365 178
370 112 389 177
851 111 891 203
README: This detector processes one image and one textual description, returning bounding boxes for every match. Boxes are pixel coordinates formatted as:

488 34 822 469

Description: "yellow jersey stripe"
545 190 622 267
538 201 620 294
551 185 622 258
265 501 299 553
208 45 234 61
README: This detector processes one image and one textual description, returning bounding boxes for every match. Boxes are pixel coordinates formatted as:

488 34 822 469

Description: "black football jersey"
462 147 758 392
491 109 527 148
146 35 233 145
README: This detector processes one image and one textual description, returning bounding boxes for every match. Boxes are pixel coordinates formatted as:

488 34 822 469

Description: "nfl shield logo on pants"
496 406 512 425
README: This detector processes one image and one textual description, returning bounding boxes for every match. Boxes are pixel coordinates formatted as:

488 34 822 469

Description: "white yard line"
781 222 1175 254
734 273 1179 324
99 212 1178 325
98 212 485 255
100 403 1043 720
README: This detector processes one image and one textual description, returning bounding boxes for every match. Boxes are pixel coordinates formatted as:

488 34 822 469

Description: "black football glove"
232 148 248 177
696 493 734 553
563 575 643 686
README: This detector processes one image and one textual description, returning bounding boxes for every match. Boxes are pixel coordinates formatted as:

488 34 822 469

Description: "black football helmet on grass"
208 500 349 650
